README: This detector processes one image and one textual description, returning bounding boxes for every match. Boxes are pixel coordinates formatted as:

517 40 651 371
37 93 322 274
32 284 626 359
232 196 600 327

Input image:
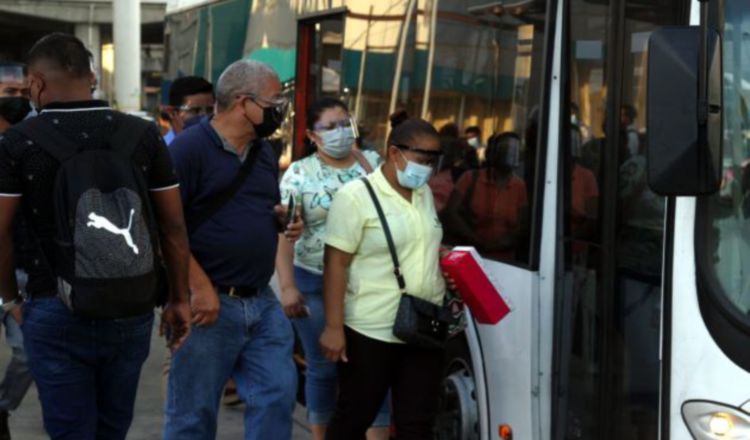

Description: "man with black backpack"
0 34 192 440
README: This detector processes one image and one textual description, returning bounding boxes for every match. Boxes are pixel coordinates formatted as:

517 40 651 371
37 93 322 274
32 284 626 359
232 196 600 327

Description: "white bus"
164 0 750 438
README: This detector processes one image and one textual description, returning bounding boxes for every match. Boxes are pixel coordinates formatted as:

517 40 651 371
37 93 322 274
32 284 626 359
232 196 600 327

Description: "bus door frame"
293 7 348 159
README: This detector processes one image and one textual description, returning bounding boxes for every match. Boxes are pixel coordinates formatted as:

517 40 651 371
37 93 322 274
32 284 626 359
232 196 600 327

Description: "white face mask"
318 126 356 159
467 136 481 149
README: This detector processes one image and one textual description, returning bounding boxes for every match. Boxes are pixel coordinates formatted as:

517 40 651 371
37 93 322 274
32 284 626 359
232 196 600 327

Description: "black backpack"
13 115 162 319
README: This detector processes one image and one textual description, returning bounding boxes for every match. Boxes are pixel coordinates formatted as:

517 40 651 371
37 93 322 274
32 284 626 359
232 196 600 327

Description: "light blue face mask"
395 151 433 189
318 126 356 159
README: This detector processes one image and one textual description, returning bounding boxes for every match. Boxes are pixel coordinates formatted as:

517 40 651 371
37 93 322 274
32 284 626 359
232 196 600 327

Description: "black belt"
216 286 260 298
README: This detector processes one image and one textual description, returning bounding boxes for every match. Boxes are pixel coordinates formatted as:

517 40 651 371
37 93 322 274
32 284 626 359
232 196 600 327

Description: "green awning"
246 47 296 83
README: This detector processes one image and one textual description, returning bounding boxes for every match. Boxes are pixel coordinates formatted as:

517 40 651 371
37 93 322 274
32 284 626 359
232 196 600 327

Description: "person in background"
621 104 640 158
464 125 486 164
444 132 529 262
276 97 389 440
570 125 599 247
164 59 302 440
0 33 191 440
0 63 32 132
320 118 448 439
0 61 33 440
439 122 478 179
163 76 214 145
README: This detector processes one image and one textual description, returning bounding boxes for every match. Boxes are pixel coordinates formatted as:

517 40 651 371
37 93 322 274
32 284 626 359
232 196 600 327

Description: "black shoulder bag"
360 178 451 349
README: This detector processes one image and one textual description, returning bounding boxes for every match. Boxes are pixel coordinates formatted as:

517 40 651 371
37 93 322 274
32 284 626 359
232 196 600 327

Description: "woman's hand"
280 286 307 318
320 325 348 363
443 271 458 292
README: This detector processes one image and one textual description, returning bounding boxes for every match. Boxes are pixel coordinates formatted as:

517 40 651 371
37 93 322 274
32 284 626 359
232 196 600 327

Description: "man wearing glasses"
163 76 214 145
164 60 303 440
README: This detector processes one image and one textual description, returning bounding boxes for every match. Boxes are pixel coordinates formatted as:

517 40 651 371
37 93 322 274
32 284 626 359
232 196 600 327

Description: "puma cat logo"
86 209 139 254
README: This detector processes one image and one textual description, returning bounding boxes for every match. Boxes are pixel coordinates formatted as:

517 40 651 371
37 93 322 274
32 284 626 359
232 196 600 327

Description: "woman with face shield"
443 132 529 262
275 97 389 440
320 118 451 439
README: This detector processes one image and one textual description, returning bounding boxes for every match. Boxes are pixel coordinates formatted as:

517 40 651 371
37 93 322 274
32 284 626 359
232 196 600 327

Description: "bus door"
555 0 688 439
656 0 750 438
294 9 347 158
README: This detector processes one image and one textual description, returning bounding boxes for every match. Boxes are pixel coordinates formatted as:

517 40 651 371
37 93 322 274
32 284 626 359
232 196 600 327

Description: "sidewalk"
1 314 312 440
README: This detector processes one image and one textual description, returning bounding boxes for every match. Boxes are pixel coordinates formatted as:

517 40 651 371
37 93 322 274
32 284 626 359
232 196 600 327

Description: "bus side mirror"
647 27 722 196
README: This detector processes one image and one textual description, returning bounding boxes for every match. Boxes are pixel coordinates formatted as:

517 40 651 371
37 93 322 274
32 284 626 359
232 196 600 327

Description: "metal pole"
354 6 374 122
421 0 439 119
388 0 417 117
113 0 141 112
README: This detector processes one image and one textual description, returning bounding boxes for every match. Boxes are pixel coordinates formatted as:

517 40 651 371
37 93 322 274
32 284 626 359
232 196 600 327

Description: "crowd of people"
0 32 536 440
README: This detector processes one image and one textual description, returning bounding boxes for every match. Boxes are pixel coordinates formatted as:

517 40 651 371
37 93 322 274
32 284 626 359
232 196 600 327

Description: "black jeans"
326 327 445 440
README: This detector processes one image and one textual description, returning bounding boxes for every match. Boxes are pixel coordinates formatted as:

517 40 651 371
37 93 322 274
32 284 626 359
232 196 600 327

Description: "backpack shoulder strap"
187 140 265 235
10 117 79 163
110 115 152 158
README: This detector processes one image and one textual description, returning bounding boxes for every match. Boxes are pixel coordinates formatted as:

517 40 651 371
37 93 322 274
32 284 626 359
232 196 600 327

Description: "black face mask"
0 97 32 125
252 105 283 138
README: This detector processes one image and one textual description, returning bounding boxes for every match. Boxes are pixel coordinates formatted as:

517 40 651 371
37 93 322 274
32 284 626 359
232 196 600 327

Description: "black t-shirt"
0 101 179 296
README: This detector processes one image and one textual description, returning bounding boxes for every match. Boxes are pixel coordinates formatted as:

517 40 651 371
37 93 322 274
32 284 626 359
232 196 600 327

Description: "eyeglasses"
179 105 214 116
237 93 290 114
393 143 443 166
314 117 359 137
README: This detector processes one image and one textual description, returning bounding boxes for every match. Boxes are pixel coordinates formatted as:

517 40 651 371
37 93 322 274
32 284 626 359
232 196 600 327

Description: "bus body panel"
476 264 539 440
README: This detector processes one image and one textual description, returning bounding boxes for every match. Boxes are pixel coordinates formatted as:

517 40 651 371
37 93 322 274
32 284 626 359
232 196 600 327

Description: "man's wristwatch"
1 296 22 313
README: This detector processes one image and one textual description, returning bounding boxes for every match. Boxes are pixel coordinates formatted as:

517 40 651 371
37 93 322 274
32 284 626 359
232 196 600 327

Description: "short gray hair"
215 59 279 110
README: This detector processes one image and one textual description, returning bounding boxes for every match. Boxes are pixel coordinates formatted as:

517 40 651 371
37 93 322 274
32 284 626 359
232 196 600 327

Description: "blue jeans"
22 297 153 440
0 270 33 412
293 267 390 426
164 287 296 440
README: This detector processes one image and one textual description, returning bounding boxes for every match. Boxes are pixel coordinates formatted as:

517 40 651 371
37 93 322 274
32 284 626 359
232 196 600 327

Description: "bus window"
429 0 548 266
704 0 750 322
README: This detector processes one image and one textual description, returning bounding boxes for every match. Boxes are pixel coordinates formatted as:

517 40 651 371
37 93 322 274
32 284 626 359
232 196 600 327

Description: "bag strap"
360 178 407 293
110 115 151 158
188 141 264 235
352 149 374 174
11 117 80 163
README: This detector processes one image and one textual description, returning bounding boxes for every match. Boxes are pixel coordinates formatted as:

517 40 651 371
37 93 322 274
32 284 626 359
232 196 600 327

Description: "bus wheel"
435 357 479 440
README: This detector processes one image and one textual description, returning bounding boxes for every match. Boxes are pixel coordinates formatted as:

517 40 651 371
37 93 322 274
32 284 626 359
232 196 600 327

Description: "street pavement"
0 312 312 440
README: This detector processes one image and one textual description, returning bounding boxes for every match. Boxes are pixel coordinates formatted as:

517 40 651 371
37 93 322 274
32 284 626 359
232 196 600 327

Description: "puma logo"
86 209 139 255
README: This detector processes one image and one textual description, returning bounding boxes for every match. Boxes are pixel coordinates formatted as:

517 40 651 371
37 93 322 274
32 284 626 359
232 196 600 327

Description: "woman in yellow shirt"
321 118 447 439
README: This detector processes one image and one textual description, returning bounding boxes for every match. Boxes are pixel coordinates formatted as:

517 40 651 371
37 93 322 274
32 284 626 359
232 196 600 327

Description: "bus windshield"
705 0 750 316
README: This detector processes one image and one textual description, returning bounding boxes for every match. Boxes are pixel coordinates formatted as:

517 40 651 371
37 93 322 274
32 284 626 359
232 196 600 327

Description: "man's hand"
161 300 192 352
280 286 307 318
273 205 304 243
320 324 348 363
190 284 220 326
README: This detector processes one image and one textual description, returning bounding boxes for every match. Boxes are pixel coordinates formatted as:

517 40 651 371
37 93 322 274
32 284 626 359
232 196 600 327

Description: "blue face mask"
395 151 433 189
318 126 355 159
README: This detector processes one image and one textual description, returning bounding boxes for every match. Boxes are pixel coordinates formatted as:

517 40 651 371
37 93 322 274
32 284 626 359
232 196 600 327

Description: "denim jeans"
293 266 391 426
0 271 33 412
164 287 297 440
22 297 153 440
